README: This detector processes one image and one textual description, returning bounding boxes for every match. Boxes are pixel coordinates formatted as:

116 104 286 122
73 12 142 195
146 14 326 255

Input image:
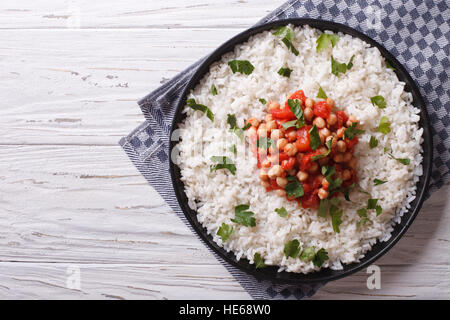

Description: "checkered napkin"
120 0 450 299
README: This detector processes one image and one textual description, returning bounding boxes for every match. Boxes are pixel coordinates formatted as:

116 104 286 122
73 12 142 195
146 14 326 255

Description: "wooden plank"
0 0 285 29
0 262 251 299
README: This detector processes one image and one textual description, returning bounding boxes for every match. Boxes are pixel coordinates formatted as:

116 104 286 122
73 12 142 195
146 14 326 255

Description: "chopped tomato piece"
313 101 331 119
295 126 312 152
281 157 296 171
269 178 282 190
336 110 349 127
270 107 297 120
345 136 359 150
285 90 306 108
301 192 319 209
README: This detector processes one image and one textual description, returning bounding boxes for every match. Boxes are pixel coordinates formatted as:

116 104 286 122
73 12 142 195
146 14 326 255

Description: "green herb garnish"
300 246 316 262
257 137 273 150
254 253 266 269
273 26 299 56
229 144 237 156
316 33 339 52
309 124 321 150
210 156 236 175
369 136 379 149
187 98 214 121
217 223 234 242
317 86 328 99
343 122 365 140
285 180 305 199
259 98 267 105
287 99 305 129
331 55 355 76
278 67 293 77
227 114 249 140
318 198 329 218
231 204 256 227
374 178 387 186
370 95 386 109
386 61 395 70
313 248 329 267
211 84 218 96
284 239 301 259
387 153 410 165
312 137 333 160
330 205 343 233
378 116 391 134
275 207 288 218
228 60 255 75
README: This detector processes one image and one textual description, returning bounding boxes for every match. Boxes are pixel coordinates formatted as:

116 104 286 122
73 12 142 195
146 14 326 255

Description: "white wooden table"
1 0 449 300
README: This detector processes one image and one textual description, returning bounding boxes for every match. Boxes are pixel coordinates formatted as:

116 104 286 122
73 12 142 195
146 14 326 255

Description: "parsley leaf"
273 26 299 56
374 178 387 186
211 84 218 96
227 114 249 140
316 33 339 52
259 98 267 105
282 120 298 130
187 98 214 121
257 137 273 150
318 198 329 218
388 153 410 165
378 116 391 134
313 248 329 267
300 246 316 262
330 205 343 233
231 204 256 227
369 136 379 149
317 86 328 99
217 223 234 242
367 198 378 210
210 156 236 175
286 99 305 129
343 122 365 140
275 207 288 218
242 123 251 130
376 205 383 216
309 124 321 150
284 239 301 259
285 180 304 199
228 144 237 156
331 55 355 76
341 183 356 201
228 60 255 75
312 137 333 160
254 253 266 269
278 67 293 77
371 95 386 109
227 114 237 130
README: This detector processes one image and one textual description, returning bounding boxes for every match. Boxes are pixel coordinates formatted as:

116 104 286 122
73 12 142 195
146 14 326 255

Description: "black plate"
169 19 433 284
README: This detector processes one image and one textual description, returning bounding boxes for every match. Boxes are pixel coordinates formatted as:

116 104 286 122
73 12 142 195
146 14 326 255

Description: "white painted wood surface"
0 0 449 300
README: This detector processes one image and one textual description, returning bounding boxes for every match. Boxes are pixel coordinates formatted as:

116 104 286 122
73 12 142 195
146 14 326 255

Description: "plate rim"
169 18 433 284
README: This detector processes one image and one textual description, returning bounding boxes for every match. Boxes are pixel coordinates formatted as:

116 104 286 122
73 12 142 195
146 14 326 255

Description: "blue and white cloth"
120 0 450 299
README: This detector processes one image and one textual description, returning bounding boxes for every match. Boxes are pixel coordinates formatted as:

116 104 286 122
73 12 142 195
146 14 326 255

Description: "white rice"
175 25 423 273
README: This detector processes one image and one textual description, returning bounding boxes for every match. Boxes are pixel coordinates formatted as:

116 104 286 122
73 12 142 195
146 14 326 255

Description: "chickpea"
318 146 328 155
247 118 260 128
326 135 337 148
259 169 269 181
342 169 351 181
318 188 329 200
305 98 315 109
308 162 319 173
277 138 288 150
268 165 283 179
265 114 273 123
257 124 267 137
313 117 326 129
337 140 347 153
327 113 337 126
304 107 314 121
268 101 280 111
276 177 288 188
271 129 283 141
261 180 270 188
326 97 335 109
286 130 297 142
337 127 345 138
346 115 358 127
333 153 344 163
297 171 308 182
348 157 358 169
276 189 287 197
246 126 257 139
320 128 331 139
266 120 277 132
284 143 298 156
343 152 352 162
322 177 330 189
